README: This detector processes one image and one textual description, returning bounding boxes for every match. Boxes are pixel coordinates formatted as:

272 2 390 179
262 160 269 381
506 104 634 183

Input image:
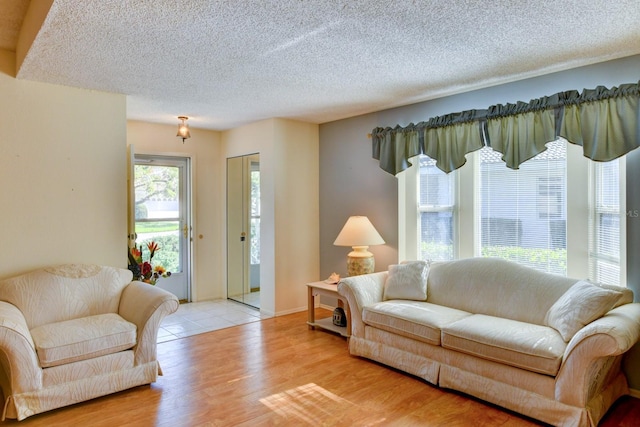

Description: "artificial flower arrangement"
128 241 171 285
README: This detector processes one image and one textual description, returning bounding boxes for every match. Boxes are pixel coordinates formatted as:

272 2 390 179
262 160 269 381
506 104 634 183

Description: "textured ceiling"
4 0 640 130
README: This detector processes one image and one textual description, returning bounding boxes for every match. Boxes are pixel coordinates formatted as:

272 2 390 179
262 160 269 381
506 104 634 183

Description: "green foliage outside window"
137 234 180 273
420 242 454 262
420 242 567 275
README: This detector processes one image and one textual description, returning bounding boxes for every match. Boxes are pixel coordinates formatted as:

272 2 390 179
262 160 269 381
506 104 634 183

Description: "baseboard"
271 306 306 317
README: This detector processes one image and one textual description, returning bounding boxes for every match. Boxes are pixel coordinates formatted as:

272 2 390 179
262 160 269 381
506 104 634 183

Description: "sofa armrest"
0 302 42 396
118 281 179 366
338 272 387 338
555 303 640 406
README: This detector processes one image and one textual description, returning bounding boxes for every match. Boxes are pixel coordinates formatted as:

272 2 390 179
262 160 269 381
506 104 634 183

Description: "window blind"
418 155 455 261
478 140 567 275
589 159 621 285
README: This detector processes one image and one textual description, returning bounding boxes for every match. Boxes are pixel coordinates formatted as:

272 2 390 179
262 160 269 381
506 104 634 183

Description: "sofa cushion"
383 261 429 301
544 280 623 342
441 314 566 376
363 301 471 345
30 313 137 368
426 258 577 325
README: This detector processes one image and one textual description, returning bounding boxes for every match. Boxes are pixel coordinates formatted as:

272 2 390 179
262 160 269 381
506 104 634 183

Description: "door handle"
183 224 189 239
241 232 246 242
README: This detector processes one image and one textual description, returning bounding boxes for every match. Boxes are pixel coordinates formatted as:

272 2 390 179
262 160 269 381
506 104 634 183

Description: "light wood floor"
3 309 640 426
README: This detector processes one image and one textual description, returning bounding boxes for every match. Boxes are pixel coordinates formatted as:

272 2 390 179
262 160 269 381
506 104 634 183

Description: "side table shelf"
306 281 350 338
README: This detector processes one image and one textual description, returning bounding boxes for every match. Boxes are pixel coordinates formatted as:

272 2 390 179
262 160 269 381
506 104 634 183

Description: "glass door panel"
133 156 190 301
227 153 260 308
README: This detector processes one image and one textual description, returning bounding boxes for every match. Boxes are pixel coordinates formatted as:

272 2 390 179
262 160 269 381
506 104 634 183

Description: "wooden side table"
306 281 350 338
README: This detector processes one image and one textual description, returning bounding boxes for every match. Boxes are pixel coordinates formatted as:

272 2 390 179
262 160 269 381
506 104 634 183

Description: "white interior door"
133 155 191 301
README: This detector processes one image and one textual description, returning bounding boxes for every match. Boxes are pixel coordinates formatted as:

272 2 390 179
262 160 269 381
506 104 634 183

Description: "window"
250 162 261 265
478 140 567 275
589 159 624 285
537 177 563 219
418 156 456 261
401 139 625 285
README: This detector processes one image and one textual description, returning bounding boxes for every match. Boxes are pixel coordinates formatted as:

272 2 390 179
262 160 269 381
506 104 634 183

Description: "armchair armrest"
0 302 42 396
118 281 179 366
338 272 387 337
556 303 640 406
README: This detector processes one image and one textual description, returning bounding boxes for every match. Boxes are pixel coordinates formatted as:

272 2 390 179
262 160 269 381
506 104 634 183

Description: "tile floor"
158 298 272 343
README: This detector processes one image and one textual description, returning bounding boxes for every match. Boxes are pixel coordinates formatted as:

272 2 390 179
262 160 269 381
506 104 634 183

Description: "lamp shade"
333 216 385 247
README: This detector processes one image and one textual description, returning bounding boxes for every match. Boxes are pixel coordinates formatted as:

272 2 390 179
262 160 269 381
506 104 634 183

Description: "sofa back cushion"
0 264 132 329
383 261 430 301
426 258 578 325
544 280 624 341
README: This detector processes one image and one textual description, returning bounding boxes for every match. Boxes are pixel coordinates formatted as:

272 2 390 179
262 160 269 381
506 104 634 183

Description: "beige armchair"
0 264 179 420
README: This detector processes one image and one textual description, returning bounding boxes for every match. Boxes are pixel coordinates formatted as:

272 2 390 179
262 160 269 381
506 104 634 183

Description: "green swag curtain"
371 125 421 175
559 84 640 162
423 111 485 173
372 81 640 175
484 96 559 170
372 110 485 174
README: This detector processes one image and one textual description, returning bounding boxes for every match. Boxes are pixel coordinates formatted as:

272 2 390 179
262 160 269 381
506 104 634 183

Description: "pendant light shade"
176 116 191 143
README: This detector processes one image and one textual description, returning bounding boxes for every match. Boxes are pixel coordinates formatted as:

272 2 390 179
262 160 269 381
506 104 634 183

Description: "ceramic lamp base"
347 255 375 276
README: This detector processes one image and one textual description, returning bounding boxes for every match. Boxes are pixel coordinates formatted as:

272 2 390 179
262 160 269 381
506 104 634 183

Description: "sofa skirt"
349 328 630 427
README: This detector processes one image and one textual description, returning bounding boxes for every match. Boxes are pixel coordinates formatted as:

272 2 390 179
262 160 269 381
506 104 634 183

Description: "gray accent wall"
319 113 398 279
624 144 640 387
319 54 640 387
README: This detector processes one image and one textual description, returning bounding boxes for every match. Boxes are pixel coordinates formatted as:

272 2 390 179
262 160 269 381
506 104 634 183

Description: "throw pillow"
544 280 623 342
383 261 429 301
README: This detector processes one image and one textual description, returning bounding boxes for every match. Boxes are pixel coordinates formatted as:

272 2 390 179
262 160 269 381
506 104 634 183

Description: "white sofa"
338 257 640 427
0 264 179 420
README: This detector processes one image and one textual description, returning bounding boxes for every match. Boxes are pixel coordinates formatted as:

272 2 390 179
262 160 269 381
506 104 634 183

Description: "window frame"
588 157 626 286
399 140 627 286
417 156 458 262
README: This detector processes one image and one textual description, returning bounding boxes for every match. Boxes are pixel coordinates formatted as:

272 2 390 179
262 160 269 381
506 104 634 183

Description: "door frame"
130 152 193 302
226 153 260 308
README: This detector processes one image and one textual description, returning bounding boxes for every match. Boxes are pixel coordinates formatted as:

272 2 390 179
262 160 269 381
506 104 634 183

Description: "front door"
133 155 191 301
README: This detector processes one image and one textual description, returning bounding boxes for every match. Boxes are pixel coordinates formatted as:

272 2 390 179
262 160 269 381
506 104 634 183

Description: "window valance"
371 81 640 175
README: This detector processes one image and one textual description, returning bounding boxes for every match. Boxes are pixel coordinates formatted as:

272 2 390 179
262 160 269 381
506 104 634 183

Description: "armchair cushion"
30 313 136 368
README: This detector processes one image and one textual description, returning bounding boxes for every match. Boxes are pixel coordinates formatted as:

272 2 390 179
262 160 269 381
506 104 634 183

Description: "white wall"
126 120 223 301
0 54 319 315
0 48 127 279
222 118 319 316
272 119 320 314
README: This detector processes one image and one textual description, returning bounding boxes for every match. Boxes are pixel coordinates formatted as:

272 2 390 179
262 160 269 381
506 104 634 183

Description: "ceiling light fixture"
176 116 191 143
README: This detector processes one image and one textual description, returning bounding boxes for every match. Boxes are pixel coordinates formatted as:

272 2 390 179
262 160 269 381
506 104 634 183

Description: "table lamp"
333 216 385 276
